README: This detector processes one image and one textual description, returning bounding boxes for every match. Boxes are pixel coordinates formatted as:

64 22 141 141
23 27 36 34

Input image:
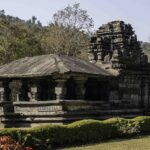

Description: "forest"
0 3 149 64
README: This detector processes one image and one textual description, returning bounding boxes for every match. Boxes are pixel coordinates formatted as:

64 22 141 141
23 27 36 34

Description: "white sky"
0 0 150 42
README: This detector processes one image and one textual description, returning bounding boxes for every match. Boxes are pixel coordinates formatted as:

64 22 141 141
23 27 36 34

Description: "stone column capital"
73 76 87 100
28 80 39 102
9 80 22 102
54 78 67 101
0 87 4 101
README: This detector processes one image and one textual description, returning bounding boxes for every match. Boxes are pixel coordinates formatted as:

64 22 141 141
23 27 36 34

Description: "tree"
0 13 44 64
53 3 94 32
0 6 93 64
41 23 89 57
41 3 93 57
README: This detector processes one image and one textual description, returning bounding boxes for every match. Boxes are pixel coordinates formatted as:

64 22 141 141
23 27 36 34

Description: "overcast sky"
0 0 150 42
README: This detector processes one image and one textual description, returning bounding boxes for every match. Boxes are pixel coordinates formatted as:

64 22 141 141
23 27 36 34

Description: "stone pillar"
0 81 4 101
74 77 87 100
9 80 22 102
0 86 4 101
29 81 38 101
97 52 102 61
55 79 67 101
88 53 96 63
144 80 149 108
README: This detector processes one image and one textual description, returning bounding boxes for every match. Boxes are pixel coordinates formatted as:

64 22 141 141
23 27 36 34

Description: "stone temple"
0 20 150 127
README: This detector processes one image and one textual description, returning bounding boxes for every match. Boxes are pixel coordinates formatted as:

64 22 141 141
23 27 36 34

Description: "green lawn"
62 136 150 150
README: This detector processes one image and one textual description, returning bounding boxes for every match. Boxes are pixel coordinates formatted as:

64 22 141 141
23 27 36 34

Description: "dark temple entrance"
66 77 76 100
38 79 55 101
85 78 109 101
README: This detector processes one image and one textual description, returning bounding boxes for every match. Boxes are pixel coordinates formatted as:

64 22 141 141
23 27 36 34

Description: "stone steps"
0 109 145 127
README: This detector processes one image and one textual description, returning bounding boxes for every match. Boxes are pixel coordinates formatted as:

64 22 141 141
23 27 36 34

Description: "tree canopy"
53 3 94 32
0 3 93 64
0 10 44 64
0 3 149 64
41 23 89 57
44 3 94 57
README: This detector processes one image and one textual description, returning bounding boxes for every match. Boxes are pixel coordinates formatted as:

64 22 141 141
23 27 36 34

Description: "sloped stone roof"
0 54 111 78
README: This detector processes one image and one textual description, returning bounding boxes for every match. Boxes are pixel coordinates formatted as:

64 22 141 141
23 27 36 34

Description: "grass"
62 136 150 150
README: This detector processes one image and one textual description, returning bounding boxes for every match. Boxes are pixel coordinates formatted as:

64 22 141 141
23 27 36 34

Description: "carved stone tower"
88 21 148 69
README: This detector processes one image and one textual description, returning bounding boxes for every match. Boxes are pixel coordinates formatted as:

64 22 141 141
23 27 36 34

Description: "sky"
0 0 150 42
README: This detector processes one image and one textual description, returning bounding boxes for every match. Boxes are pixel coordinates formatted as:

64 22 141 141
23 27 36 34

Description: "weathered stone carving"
28 81 38 101
0 82 4 101
74 77 87 100
9 80 22 102
30 87 37 101
89 20 148 68
55 79 67 100
0 87 4 101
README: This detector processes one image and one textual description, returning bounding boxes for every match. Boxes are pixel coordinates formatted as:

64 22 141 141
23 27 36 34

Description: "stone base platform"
0 100 148 128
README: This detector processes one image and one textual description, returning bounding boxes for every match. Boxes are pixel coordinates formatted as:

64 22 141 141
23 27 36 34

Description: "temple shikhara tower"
0 20 150 128
88 21 148 74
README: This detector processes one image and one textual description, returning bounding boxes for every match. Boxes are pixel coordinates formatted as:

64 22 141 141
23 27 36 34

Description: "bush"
132 116 150 134
0 116 150 149
0 135 33 150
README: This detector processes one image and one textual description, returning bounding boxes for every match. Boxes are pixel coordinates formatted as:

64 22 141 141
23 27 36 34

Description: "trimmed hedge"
1 116 150 149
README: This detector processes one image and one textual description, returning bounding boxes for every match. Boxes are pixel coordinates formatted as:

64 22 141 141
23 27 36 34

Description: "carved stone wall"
118 76 141 108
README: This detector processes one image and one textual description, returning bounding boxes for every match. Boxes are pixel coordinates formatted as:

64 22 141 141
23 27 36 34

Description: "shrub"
132 116 150 134
0 116 150 149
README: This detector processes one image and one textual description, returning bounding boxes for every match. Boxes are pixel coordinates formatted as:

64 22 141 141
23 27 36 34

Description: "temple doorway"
85 78 109 101
66 77 76 100
38 79 55 101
